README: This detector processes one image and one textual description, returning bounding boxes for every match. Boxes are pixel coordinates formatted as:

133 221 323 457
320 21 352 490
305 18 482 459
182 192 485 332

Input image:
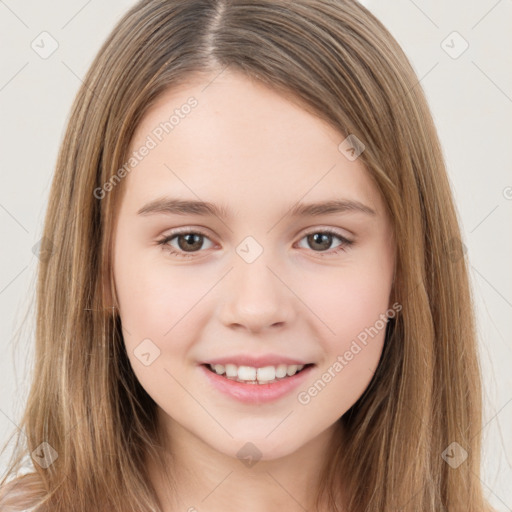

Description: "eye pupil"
178 233 203 252
165 230 347 258
308 233 332 251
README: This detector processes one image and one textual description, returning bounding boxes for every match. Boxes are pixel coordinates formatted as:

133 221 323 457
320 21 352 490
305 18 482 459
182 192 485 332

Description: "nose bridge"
219 239 295 331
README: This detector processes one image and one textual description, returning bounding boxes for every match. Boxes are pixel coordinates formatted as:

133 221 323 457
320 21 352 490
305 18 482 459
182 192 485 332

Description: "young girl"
0 1 497 511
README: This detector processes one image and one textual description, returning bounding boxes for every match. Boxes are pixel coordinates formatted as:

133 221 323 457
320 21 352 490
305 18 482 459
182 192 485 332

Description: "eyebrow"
136 197 376 219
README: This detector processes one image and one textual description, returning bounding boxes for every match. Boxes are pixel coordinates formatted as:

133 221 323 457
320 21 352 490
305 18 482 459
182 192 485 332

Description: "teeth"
286 364 298 376
213 364 225 375
208 363 306 383
225 364 238 378
238 366 256 380
256 366 275 382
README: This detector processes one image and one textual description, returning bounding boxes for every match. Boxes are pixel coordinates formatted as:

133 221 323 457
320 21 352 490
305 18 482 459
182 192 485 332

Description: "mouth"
199 361 316 404
201 362 315 385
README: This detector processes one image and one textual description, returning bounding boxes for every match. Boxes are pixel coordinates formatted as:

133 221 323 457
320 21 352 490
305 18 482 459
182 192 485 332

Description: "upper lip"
202 355 314 368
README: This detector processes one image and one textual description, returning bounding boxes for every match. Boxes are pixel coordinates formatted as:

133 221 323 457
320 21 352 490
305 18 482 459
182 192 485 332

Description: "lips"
202 354 313 368
204 362 314 383
199 362 315 404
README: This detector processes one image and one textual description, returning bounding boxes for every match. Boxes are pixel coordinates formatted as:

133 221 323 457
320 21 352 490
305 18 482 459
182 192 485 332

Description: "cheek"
298 252 392 392
114 258 235 420
294 268 392 421
304 260 392 344
113 244 210 353
114 250 209 405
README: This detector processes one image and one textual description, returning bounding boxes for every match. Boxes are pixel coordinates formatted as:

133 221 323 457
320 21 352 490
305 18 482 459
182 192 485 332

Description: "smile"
206 362 312 384
200 363 316 404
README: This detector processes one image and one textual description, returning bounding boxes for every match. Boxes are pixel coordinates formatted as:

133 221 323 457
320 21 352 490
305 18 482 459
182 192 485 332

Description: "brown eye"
297 229 354 256
176 233 205 252
157 230 214 258
307 232 334 251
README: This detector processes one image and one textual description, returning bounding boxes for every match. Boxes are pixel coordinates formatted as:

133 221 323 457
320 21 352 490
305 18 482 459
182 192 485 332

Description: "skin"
110 69 395 512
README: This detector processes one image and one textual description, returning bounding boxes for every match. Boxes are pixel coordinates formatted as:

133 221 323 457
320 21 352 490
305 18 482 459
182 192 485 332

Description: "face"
111 69 395 462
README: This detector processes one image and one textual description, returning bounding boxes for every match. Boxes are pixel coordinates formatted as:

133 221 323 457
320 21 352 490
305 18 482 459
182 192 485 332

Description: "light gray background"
1 0 511 509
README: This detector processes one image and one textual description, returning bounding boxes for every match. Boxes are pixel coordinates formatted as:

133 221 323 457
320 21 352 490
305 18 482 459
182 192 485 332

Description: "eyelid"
156 226 216 259
299 225 353 241
296 227 354 253
160 225 353 241
157 225 355 258
158 226 216 247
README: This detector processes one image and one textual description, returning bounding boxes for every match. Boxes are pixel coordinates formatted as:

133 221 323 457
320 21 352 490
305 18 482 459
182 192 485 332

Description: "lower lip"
199 364 315 404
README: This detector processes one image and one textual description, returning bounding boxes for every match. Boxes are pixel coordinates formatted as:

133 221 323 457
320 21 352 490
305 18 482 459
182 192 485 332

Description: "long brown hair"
0 1 495 510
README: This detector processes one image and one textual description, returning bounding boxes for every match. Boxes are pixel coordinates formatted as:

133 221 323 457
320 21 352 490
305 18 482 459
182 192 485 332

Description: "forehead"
121 70 386 218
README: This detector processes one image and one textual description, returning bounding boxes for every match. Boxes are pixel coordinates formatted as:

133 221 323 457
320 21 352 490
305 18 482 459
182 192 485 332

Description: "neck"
145 412 346 512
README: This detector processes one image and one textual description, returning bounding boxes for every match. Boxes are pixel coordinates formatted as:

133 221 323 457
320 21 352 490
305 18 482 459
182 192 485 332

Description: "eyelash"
157 227 354 259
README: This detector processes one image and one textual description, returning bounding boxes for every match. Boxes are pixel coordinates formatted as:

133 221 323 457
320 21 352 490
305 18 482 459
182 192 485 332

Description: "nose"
218 256 296 334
